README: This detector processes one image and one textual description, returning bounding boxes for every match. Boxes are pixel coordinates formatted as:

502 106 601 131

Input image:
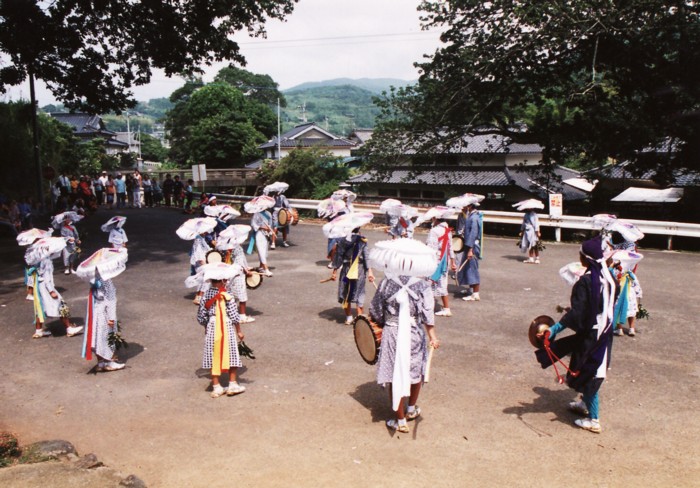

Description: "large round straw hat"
369 239 437 277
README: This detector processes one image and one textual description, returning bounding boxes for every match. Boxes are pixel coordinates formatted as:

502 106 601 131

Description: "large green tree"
0 0 297 112
367 1 700 182
165 82 273 167
258 148 349 199
215 65 286 107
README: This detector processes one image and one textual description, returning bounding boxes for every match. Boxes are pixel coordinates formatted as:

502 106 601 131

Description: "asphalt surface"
0 206 698 487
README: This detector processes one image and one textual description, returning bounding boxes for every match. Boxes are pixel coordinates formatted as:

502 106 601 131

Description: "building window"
378 188 398 197
422 190 445 199
400 189 421 198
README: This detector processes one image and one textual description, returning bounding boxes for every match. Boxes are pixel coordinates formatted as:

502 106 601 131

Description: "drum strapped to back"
353 315 383 365
205 250 224 264
452 235 465 253
278 207 299 227
245 271 263 290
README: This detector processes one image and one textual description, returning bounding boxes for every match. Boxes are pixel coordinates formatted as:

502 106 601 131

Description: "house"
587 160 700 222
50 113 129 155
114 132 141 155
348 131 588 210
259 122 356 160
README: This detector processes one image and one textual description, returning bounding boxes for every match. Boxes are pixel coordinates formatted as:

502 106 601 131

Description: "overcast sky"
3 0 445 106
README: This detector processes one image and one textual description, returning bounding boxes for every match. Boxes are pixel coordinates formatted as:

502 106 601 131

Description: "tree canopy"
215 65 286 107
0 0 297 113
258 148 349 199
165 81 275 167
367 1 700 181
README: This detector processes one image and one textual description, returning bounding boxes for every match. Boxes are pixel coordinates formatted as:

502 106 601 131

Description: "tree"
258 148 349 199
139 133 168 162
0 0 297 113
165 82 273 167
367 1 700 182
215 65 287 107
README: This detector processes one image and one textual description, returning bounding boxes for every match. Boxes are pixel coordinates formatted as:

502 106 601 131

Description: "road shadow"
502 386 580 437
349 380 393 423
315 260 332 267
501 254 530 262
318 307 348 324
119 341 145 361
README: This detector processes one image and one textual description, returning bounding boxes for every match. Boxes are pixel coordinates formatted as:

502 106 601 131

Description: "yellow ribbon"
210 290 233 376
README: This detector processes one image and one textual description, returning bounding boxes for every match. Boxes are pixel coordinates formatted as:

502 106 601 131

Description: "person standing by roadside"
58 172 71 195
162 174 174 207
97 171 109 206
93 174 104 207
142 174 153 208
132 169 143 208
114 173 127 209
105 174 116 210
173 175 185 209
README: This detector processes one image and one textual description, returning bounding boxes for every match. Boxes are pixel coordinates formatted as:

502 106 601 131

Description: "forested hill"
285 77 411 94
281 84 383 135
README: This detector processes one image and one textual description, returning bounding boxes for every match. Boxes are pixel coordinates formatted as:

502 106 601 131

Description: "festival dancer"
520 207 542 264
76 248 129 372
217 224 256 324
330 227 375 324
368 239 439 434
425 209 457 317
537 236 616 434
271 190 292 248
611 249 644 337
17 228 53 301
101 216 128 249
457 200 483 301
25 237 83 339
245 196 276 277
196 263 246 398
53 211 82 274
176 217 218 305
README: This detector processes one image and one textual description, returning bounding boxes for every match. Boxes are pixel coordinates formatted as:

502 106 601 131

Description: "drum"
353 315 383 365
452 235 465 253
289 207 299 225
245 272 263 290
278 208 291 227
205 250 224 264
278 207 299 227
528 315 555 348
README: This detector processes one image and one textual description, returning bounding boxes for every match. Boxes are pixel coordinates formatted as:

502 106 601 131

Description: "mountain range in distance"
284 77 414 94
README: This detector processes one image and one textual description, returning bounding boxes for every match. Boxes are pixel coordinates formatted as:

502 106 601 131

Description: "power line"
237 30 441 47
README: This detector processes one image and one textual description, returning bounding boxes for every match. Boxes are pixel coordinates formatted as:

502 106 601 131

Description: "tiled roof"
50 113 115 136
349 164 588 201
588 161 700 187
349 166 513 186
403 133 543 155
260 138 355 149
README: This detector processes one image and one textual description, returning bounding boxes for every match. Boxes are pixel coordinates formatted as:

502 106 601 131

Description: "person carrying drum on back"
368 239 440 434
270 190 291 249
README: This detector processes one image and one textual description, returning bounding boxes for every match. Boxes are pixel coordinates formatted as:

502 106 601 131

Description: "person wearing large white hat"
25 237 83 339
514 199 544 264
195 263 247 398
101 216 128 249
368 239 440 434
75 248 129 371
455 199 483 301
53 211 83 274
217 225 256 324
245 196 276 277
424 208 458 317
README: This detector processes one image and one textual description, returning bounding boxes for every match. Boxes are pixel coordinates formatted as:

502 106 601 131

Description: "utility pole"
297 102 307 123
28 71 44 210
277 98 281 161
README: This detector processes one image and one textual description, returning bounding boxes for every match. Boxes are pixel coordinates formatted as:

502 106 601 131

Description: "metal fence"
211 194 700 250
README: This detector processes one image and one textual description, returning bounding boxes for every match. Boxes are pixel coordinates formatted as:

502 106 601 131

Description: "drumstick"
457 255 471 273
319 276 336 283
424 345 435 383
371 279 378 290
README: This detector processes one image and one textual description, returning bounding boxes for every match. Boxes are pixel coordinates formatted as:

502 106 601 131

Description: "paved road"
0 207 698 487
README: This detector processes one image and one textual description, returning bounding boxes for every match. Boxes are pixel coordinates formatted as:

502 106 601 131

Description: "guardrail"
211 194 700 250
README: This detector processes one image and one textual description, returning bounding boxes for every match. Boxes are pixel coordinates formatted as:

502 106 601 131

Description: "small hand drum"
528 315 555 348
245 272 263 290
205 250 224 264
353 315 383 365
452 235 465 253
